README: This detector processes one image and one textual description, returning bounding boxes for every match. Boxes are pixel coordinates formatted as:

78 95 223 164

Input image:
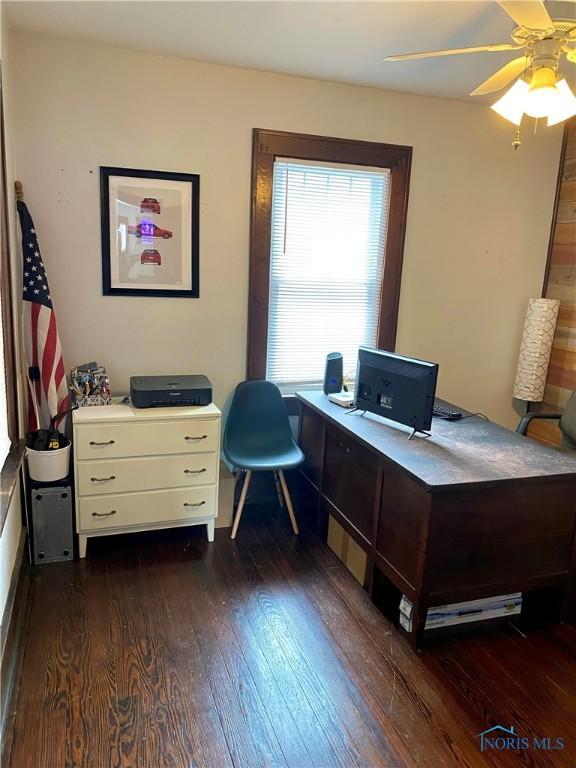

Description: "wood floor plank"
9 707 67 768
79 556 122 768
117 692 146 768
107 539 175 767
65 559 111 768
44 564 76 714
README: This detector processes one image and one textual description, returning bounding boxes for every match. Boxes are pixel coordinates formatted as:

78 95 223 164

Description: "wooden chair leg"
231 470 252 540
273 470 285 508
278 470 299 535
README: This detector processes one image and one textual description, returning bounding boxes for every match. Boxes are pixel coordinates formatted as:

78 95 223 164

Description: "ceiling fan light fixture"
523 67 561 118
491 69 576 127
491 78 530 125
523 85 562 118
546 79 576 126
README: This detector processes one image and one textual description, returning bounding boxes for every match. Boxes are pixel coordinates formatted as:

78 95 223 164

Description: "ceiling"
5 0 576 103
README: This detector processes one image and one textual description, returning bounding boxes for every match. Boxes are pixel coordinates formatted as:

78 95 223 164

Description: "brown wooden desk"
296 391 576 647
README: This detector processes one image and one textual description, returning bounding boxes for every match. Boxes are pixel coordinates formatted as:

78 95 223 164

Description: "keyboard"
432 402 463 420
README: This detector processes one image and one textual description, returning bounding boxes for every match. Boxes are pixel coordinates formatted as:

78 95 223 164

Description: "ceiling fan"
384 0 576 129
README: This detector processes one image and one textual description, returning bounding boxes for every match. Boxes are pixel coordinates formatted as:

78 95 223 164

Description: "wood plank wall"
544 117 576 411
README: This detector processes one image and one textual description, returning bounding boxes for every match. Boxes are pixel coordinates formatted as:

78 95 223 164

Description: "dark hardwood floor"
3 506 576 768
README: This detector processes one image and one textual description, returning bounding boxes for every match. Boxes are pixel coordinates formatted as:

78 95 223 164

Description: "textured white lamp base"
513 297 560 402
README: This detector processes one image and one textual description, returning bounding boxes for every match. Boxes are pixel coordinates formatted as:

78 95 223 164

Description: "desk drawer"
426 480 576 595
79 486 216 531
75 419 219 460
77 453 217 496
323 427 379 544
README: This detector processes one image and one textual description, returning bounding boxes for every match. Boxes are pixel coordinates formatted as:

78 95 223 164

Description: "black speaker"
323 352 343 395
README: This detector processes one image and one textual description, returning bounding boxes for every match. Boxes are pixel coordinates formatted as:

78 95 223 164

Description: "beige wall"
8 31 563 427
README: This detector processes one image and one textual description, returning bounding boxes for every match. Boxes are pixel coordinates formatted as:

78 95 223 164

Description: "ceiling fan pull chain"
513 126 522 151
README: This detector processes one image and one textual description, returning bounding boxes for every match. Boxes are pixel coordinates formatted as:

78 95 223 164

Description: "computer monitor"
355 347 439 433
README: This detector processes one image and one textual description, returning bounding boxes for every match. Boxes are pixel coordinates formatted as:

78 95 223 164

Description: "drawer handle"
185 434 208 441
184 468 206 475
89 440 115 446
92 510 117 517
90 475 116 482
183 501 206 508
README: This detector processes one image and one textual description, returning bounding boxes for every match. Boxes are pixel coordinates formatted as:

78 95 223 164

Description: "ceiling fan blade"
383 43 523 62
498 1 554 31
470 56 528 96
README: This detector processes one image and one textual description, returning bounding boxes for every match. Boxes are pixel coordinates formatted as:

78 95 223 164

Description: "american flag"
17 200 69 432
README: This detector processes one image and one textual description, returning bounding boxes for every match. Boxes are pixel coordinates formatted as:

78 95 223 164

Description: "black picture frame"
100 166 200 298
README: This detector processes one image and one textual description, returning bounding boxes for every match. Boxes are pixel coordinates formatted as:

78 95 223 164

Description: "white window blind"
266 158 391 389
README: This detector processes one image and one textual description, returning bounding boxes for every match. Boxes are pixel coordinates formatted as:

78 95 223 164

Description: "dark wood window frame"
0 64 24 535
247 128 412 380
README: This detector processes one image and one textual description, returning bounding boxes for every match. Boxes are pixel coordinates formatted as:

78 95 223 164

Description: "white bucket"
26 442 71 482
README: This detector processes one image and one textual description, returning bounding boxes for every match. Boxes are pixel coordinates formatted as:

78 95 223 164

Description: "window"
267 159 391 388
248 130 412 388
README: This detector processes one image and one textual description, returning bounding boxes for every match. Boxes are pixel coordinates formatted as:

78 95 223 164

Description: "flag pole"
15 180 41 432
17 185 69 433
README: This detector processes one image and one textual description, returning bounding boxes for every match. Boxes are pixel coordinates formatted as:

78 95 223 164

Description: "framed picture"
100 166 199 297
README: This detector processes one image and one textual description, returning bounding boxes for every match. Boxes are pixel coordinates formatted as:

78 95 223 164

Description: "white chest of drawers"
73 400 221 557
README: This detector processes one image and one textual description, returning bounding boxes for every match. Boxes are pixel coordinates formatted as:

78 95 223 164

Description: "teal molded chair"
223 380 304 539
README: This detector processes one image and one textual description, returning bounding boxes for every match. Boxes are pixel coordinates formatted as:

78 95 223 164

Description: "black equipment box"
30 482 74 564
130 375 212 408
